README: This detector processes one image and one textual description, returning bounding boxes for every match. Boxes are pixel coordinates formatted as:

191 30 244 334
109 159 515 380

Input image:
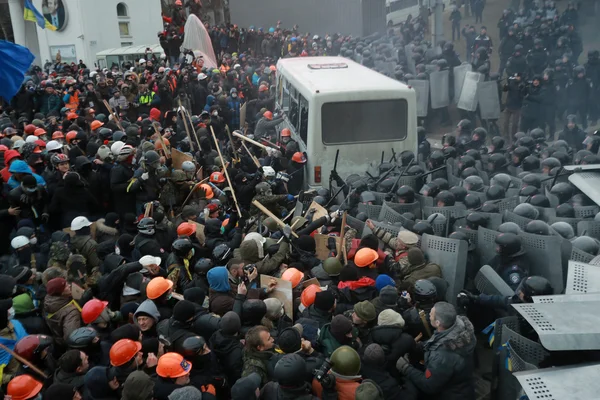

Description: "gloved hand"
282 225 293 240
396 355 410 374
141 172 149 181
286 194 295 202
457 290 479 308
329 210 342 223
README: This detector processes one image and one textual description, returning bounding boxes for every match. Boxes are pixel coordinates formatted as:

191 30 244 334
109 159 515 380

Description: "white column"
8 0 26 46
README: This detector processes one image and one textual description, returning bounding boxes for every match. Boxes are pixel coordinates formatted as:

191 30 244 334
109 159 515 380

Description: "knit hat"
117 234 135 255
46 277 67 296
173 300 196 322
42 267 67 285
313 290 335 312
379 286 398 306
377 309 405 327
330 315 353 339
355 379 384 400
231 372 261 400
105 212 120 227
296 235 316 252
362 343 385 365
398 230 419 245
0 275 16 299
220 311 241 335
277 326 302 353
122 371 155 400
407 247 425 266
184 287 206 306
353 301 376 322
111 323 141 343
339 266 358 282
44 383 76 400
168 386 202 400
375 274 395 292
264 298 284 320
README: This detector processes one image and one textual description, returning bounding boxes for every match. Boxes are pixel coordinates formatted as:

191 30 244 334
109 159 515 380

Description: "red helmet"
0 145 8 152
7 375 43 400
292 152 307 164
281 128 291 137
263 111 273 120
259 84 269 92
52 131 65 139
110 339 142 366
24 124 37 135
66 130 78 144
14 335 53 361
177 222 197 237
81 299 109 324
210 171 226 184
33 128 46 137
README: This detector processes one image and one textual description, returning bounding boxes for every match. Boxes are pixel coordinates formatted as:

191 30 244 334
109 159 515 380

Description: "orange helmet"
156 352 192 378
109 339 142 366
281 128 291 137
282 268 304 288
146 277 174 299
33 128 46 137
199 183 214 199
355 248 379 267
292 152 307 164
155 138 170 150
24 124 37 135
91 120 104 131
263 111 273 120
7 375 43 400
269 65 277 72
81 298 108 324
52 131 65 139
66 130 78 144
67 112 78 120
259 85 268 92
177 222 197 237
301 284 322 307
210 171 226 184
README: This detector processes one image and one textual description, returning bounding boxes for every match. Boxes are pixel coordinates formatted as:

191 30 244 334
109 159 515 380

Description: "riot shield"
495 197 520 213
477 227 501 266
512 301 600 350
452 226 478 249
515 363 600 400
357 203 383 220
457 71 483 112
533 293 600 303
577 220 600 239
425 64 437 74
503 210 534 230
565 260 600 294
414 193 434 208
420 233 467 303
405 44 416 74
378 202 405 224
570 247 596 263
422 204 467 221
574 205 600 219
430 70 450 109
383 201 422 219
533 206 556 222
408 79 429 117
478 81 501 120
548 216 582 233
474 265 515 296
453 63 472 104
346 215 366 237
518 231 564 293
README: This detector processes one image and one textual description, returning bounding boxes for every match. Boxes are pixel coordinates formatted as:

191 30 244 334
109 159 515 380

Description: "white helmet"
160 54 167 60
71 216 92 231
46 140 63 152
117 145 134 161
89 71 98 78
181 161 196 173
262 166 276 178
25 135 37 143
111 141 125 156
13 140 25 150
11 235 29 249
139 58 146 64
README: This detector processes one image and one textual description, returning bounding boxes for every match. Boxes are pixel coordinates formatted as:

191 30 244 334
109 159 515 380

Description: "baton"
0 343 48 379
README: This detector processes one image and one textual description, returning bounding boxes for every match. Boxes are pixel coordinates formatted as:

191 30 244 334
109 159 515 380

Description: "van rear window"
321 99 408 145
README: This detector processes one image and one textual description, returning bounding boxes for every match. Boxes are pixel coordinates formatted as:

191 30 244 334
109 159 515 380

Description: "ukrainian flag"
24 0 57 31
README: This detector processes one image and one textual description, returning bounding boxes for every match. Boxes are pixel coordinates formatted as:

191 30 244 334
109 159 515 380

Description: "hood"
103 253 125 274
206 95 216 106
134 299 161 322
121 371 155 400
338 277 376 290
239 240 260 262
207 266 231 292
204 218 222 237
210 330 241 354
51 231 71 244
84 366 115 399
426 315 476 356
96 218 119 236
370 325 404 345
8 160 32 174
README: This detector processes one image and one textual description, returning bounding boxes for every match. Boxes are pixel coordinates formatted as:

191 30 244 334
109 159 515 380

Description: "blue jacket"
7 160 46 189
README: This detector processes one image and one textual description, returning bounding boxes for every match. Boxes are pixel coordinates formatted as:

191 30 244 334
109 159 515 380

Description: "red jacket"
338 277 376 290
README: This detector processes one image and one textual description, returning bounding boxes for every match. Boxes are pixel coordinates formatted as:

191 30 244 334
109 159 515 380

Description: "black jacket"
368 325 416 369
209 330 243 384
110 162 136 217
360 364 416 400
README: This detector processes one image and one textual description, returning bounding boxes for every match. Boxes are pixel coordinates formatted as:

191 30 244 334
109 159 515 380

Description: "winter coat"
209 329 244 383
43 295 82 345
312 374 361 400
241 349 274 386
71 234 102 271
97 255 142 309
301 305 332 329
95 218 120 244
403 316 476 400
401 262 442 286
110 162 136 217
54 366 86 388
368 325 416 368
360 365 416 400
239 239 289 275
49 183 99 229
83 366 120 400
156 318 196 354
269 351 325 383
261 383 319 400
254 117 284 140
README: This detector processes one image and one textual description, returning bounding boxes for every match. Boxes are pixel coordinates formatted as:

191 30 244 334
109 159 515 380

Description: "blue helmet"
269 27 275 33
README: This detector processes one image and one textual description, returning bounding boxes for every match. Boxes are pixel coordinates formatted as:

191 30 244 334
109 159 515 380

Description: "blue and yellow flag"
23 0 57 31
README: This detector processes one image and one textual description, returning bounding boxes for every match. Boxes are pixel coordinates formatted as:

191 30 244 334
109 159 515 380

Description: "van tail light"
314 166 321 183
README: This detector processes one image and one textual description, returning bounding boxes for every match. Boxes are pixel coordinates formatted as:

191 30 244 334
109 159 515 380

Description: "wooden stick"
241 141 261 169
177 99 195 148
339 212 348 263
252 200 299 238
232 131 271 151
0 343 48 379
180 103 202 150
181 177 209 209
102 100 125 131
210 126 242 216
259 137 281 149
153 123 171 158
225 125 240 161
144 202 153 218
277 214 300 243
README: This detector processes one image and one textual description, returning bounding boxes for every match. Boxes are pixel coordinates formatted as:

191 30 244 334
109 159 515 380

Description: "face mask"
29 237 38 246
8 307 15 320
232 94 237 98
212 111 218 116
115 245 121 255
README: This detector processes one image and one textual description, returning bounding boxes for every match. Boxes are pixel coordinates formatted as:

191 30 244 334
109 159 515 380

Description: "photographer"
502 73 525 142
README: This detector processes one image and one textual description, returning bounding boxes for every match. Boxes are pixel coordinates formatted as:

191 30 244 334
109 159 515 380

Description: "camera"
243 264 256 284
313 358 332 382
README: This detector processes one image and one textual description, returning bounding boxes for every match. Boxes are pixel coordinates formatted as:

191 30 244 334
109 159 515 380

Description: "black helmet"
316 188 330 199
429 151 445 168
212 244 232 264
274 354 306 387
514 203 539 219
461 167 480 179
525 220 551 235
407 165 425 175
572 236 600 255
530 128 545 143
498 222 521 235
495 233 522 256
551 222 575 239
413 279 438 303
442 133 457 147
517 276 553 302
449 231 476 250
517 136 535 150
512 146 530 165
432 178 449 190
457 119 472 132
113 131 126 142
575 150 592 164
465 149 481 161
378 178 395 193
435 190 456 206
400 150 415 166
402 212 416 221
360 191 377 204
529 194 550 208
472 127 487 142
312 196 327 206
464 194 482 210
481 201 499 213
396 185 415 203
519 186 539 197
412 221 434 235
443 146 458 160
552 151 570 167
522 155 540 172
488 153 507 172
355 212 368 222
486 184 506 201
194 258 214 275
137 217 155 235
522 174 541 188
417 126 427 142
67 327 98 349
491 173 512 190
556 202 576 218
181 336 207 358
541 157 561 172
98 127 113 139
241 299 267 325
449 186 468 202
466 212 487 230
458 155 476 171
419 182 440 198
464 176 484 192
490 136 505 153
172 238 193 258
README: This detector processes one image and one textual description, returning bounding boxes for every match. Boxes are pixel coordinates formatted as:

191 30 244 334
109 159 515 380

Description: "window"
121 42 133 47
119 22 130 37
117 3 128 17
321 99 408 145
299 94 309 145
288 84 300 134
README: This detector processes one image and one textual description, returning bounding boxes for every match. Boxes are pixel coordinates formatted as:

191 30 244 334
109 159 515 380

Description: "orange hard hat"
177 222 197 237
155 138 170 150
281 128 291 137
33 128 46 136
91 120 104 131
109 339 142 366
292 152 307 164
210 171 226 184
81 298 108 324
282 267 304 288
7 375 43 400
269 65 277 72
67 112 78 120
301 284 322 307
52 131 65 139
156 352 192 378
259 84 268 92
66 131 78 144
175 0 183 5
24 124 37 135
146 277 174 299
199 183 214 199
263 111 273 120
354 248 379 267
